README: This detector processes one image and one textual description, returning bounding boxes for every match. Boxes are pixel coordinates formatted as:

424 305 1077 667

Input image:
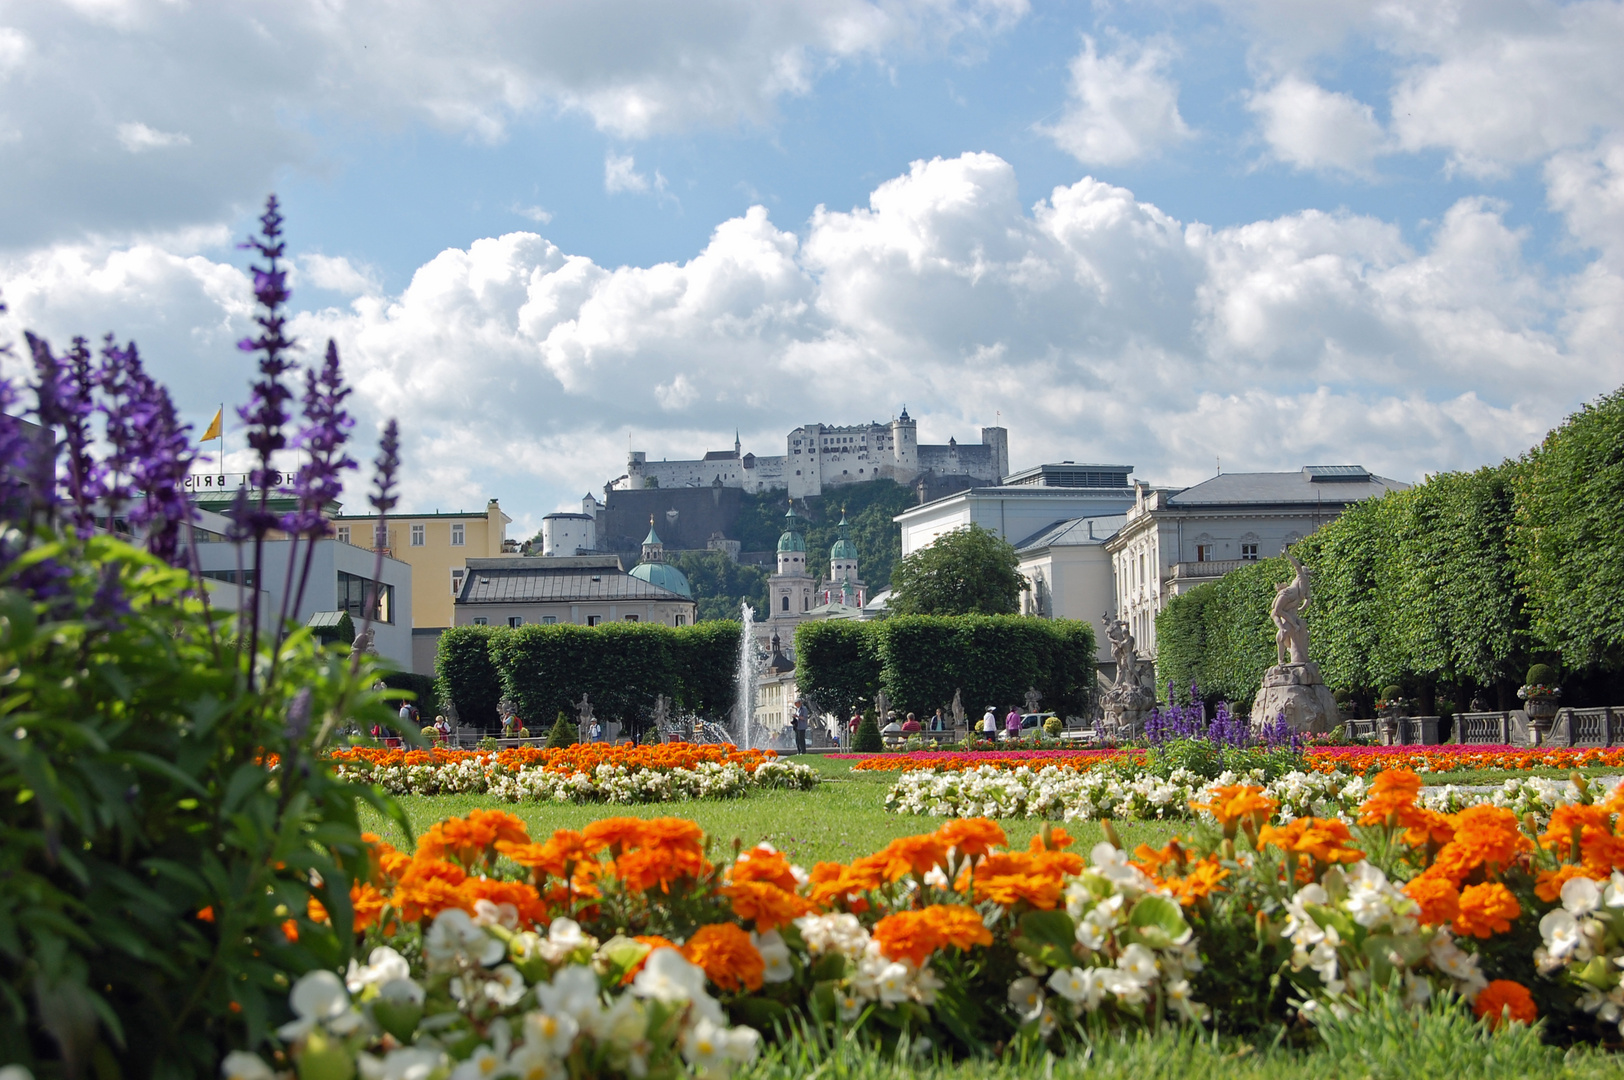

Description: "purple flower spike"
370 418 400 517
235 196 297 535
96 338 197 565
284 340 356 537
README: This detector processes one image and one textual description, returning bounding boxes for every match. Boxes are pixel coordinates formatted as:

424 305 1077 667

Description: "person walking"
792 698 811 755
981 706 998 741
931 707 946 732
848 709 862 748
1005 704 1022 742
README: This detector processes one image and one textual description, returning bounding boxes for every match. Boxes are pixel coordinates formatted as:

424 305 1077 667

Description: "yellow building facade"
334 498 511 672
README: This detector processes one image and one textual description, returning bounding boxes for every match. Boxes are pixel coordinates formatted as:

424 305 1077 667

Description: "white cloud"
1042 36 1189 166
0 0 1027 249
4 153 1614 521
513 204 554 224
604 153 650 194
300 254 379 297
1248 76 1386 173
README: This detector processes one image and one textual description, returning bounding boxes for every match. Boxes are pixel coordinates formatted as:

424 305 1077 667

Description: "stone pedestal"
1250 662 1338 735
1101 683 1156 738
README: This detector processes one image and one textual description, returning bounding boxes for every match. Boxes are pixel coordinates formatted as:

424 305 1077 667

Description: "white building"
1012 514 1127 667
1105 466 1410 658
894 464 1137 556
540 494 600 556
619 410 1010 500
453 552 696 629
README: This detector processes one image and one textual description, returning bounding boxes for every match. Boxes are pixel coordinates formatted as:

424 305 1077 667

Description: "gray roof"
1166 467 1408 507
458 556 691 605
1014 514 1127 551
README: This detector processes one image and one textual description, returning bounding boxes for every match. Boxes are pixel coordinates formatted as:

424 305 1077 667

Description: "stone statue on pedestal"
1099 614 1156 736
950 688 965 728
1024 687 1042 714
575 693 594 728
1250 554 1338 734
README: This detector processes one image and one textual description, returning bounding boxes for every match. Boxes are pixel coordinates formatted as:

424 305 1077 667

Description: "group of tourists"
980 704 1024 741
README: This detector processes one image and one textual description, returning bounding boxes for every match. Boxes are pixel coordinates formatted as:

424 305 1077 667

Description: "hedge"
434 620 742 737
435 625 503 730
1155 384 1624 709
380 671 444 720
794 616 1097 720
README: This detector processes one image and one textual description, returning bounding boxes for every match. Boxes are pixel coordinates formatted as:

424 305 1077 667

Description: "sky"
1 0 1621 540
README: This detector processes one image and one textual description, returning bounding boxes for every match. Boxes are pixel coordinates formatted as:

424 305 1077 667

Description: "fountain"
734 603 761 749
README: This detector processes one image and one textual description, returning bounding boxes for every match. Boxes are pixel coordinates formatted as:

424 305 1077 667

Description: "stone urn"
1524 695 1559 744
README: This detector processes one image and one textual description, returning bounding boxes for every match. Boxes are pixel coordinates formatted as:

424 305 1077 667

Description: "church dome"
777 505 807 553
629 560 692 598
830 512 857 560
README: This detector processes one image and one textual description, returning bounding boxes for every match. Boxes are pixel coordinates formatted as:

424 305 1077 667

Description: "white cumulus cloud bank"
0 0 1027 249
2 153 1616 522
1248 76 1387 173
1043 36 1189 166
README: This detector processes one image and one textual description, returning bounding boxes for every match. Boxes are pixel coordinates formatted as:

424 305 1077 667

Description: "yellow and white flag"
199 407 222 442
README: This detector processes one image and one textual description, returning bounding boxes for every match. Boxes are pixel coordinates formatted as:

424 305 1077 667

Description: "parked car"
998 713 1057 740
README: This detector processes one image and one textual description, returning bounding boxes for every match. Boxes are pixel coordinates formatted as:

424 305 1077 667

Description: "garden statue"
874 688 889 726
650 694 670 743
1099 614 1155 736
352 625 376 655
1024 687 1042 714
575 693 594 728
950 688 965 728
1271 554 1312 666
1250 553 1338 734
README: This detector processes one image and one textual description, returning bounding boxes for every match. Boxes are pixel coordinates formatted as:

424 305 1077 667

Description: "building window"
451 523 465 546
472 617 489 626
451 568 465 595
587 615 601 627
781 595 789 612
675 614 686 626
623 614 639 622
410 524 425 547
508 616 524 628
1241 543 1259 561
337 570 393 624
336 526 350 544
1196 544 1213 563
541 615 557 624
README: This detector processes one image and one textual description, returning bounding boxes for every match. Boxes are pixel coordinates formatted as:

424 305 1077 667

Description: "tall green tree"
888 524 1027 615
1512 386 1624 672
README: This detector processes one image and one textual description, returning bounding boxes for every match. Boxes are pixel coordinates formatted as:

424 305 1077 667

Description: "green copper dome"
829 512 858 561
777 505 807 554
629 560 692 598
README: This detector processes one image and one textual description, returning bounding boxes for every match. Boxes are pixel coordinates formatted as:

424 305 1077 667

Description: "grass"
739 996 1621 1080
360 754 1183 864
1418 766 1624 787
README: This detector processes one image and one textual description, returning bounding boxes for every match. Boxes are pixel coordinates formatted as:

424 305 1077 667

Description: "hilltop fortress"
618 409 1010 500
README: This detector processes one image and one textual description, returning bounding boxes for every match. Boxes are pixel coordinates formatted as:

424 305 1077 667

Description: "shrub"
671 619 740 718
1526 663 1558 687
853 711 884 752
1043 715 1063 735
545 713 578 748
1381 685 1404 703
381 670 443 719
489 623 678 728
435 625 502 730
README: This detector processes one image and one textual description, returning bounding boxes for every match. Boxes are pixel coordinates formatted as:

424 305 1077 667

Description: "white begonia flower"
1403 973 1433 1009
377 974 426 1006
537 964 604 1024
1047 967 1092 1005
450 1044 509 1080
219 1052 275 1080
1540 909 1584 961
426 909 506 971
485 964 528 1007
472 898 520 930
278 969 362 1041
681 1017 732 1075
912 963 945 1006
538 918 589 964
1164 979 1208 1022
506 1045 564 1080
1007 976 1044 1021
877 962 913 1004
1089 843 1143 888
752 930 794 984
1116 944 1158 986
837 988 865 1021
1562 876 1603 916
359 1046 447 1080
724 1024 761 1064
1604 872 1624 908
631 948 704 1005
524 1008 580 1056
1100 969 1148 1005
346 946 412 993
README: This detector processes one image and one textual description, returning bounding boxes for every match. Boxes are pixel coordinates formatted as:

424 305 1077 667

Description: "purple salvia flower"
0 373 35 523
97 336 152 524
57 338 101 532
236 196 297 535
23 332 67 519
284 339 356 537
369 418 400 517
98 338 197 565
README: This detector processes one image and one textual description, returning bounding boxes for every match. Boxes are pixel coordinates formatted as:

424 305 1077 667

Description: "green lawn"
361 755 1183 864
1418 766 1624 787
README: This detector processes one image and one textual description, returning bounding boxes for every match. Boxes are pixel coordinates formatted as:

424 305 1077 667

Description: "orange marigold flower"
638 817 707 857
720 880 816 933
392 858 472 923
869 835 950 881
281 919 299 943
462 877 549 928
1356 769 1424 824
1191 784 1277 833
352 882 386 932
807 862 875 910
418 809 531 868
1164 856 1230 907
1029 826 1075 852
1404 874 1461 926
1533 864 1600 903
1131 842 1179 878
872 909 941 966
933 818 1007 859
1474 979 1537 1029
1430 805 1528 884
1453 881 1520 939
969 852 1067 910
1259 818 1363 865
681 923 764 993
729 846 799 892
919 904 993 951
196 906 215 923
616 845 710 894
583 817 648 853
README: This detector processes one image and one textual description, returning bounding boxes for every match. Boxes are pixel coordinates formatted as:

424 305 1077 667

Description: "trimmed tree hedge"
794 616 1097 721
435 621 741 736
1156 385 1624 709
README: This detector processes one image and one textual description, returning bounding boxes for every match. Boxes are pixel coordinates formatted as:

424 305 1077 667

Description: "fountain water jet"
734 603 760 749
